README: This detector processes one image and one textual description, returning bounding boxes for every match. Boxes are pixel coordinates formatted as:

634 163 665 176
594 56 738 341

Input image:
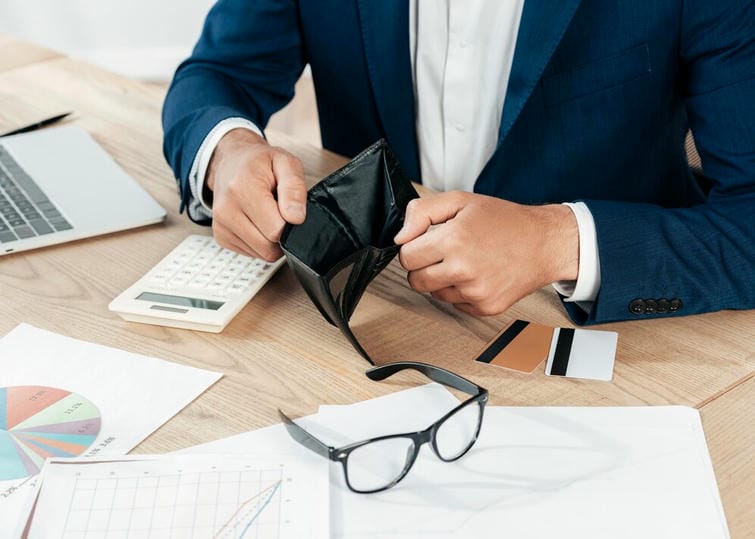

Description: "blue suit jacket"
162 0 755 325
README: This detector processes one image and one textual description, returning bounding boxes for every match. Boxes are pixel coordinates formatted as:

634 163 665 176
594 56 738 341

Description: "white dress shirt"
187 0 601 304
411 0 522 191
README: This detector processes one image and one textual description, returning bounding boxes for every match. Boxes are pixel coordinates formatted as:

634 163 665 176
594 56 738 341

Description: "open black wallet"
279 139 419 364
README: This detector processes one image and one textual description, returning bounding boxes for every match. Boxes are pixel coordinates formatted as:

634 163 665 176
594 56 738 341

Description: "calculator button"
228 284 247 294
151 275 173 285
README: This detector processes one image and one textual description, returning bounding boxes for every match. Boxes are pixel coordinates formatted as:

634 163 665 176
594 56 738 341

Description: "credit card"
474 320 554 373
544 327 618 381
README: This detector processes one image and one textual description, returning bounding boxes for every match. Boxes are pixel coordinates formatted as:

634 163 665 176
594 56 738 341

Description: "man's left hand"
394 192 579 316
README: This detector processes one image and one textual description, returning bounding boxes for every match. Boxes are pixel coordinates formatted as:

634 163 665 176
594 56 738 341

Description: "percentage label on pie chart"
0 386 101 481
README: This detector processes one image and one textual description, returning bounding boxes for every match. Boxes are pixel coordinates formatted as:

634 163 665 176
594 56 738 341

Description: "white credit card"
545 327 618 381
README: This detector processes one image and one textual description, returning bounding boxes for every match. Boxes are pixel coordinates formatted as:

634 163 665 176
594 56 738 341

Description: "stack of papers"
0 324 222 539
181 384 730 538
11 322 728 538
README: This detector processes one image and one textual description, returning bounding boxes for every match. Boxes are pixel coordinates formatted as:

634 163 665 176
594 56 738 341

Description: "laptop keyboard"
0 145 72 243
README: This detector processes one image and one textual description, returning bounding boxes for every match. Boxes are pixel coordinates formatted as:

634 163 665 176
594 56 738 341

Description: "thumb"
273 151 307 224
394 192 465 244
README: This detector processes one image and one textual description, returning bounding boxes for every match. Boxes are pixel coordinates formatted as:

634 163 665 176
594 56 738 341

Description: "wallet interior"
279 139 419 362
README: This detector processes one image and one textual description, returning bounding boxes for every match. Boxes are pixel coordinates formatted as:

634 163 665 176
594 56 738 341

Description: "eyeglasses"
279 361 488 493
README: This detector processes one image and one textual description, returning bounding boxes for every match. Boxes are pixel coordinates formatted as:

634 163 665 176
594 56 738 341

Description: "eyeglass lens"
346 437 416 492
434 400 482 461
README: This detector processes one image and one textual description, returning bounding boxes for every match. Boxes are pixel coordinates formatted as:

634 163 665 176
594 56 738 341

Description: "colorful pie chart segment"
0 386 101 481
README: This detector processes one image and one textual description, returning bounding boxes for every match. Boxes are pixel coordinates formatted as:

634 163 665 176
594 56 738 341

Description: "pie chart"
0 385 101 481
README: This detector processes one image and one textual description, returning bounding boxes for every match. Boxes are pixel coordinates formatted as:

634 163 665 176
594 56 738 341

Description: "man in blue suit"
162 0 755 325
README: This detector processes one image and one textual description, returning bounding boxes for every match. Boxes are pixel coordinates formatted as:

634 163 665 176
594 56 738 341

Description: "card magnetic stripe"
549 328 576 376
474 320 530 363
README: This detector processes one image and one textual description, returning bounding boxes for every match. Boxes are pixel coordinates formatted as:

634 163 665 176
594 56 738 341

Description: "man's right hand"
206 128 307 260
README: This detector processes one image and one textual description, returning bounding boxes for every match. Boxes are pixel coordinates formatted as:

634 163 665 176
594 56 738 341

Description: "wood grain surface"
0 35 61 73
700 374 755 537
0 36 753 538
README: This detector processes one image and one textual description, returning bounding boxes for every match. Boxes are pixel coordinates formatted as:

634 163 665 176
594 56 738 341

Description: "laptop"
0 125 165 255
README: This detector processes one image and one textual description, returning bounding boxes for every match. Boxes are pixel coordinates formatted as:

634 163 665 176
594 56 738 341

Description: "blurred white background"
0 0 216 81
0 0 214 81
0 1 321 146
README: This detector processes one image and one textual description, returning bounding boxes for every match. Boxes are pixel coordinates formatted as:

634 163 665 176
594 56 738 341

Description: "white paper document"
321 400 729 538
0 323 222 538
28 454 329 539
180 384 729 539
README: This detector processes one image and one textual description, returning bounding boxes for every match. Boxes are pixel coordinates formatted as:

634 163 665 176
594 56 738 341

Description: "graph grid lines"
60 466 284 539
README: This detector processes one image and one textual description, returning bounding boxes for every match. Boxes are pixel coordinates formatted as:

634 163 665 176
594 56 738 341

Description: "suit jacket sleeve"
567 0 755 324
161 0 305 212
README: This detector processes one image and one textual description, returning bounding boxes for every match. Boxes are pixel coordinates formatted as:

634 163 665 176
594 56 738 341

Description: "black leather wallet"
280 139 419 364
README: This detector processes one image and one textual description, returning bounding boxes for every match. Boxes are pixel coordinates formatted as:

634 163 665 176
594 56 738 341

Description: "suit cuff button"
656 299 670 313
669 299 682 312
629 299 646 314
644 299 658 313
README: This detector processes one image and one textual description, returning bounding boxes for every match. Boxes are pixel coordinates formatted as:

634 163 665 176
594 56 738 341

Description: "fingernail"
287 203 305 220
394 225 406 243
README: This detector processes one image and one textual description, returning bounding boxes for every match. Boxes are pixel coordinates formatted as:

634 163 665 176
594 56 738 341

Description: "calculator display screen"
136 292 224 311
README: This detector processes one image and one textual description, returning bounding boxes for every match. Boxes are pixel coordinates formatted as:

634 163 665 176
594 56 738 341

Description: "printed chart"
0 385 100 481
29 455 329 539
0 324 221 539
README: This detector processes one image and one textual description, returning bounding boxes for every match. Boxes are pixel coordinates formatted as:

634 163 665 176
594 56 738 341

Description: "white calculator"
109 235 285 332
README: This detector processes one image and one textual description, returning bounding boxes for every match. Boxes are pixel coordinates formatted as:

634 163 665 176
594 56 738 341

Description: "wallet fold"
280 139 419 364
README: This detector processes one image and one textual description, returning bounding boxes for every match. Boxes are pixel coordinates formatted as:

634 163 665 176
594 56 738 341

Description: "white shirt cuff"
552 201 601 303
188 118 263 216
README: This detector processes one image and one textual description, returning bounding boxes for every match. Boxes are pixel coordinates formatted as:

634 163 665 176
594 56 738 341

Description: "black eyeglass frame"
279 361 489 494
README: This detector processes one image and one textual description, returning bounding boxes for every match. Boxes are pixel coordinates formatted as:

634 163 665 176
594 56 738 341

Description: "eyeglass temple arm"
365 361 485 396
277 409 335 461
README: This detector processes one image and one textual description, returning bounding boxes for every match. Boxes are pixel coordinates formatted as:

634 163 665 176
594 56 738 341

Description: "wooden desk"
700 376 755 535
0 36 752 537
0 35 61 73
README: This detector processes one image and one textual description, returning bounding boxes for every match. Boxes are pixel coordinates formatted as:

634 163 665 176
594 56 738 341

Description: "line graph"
61 467 284 538
28 455 328 539
215 480 281 539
